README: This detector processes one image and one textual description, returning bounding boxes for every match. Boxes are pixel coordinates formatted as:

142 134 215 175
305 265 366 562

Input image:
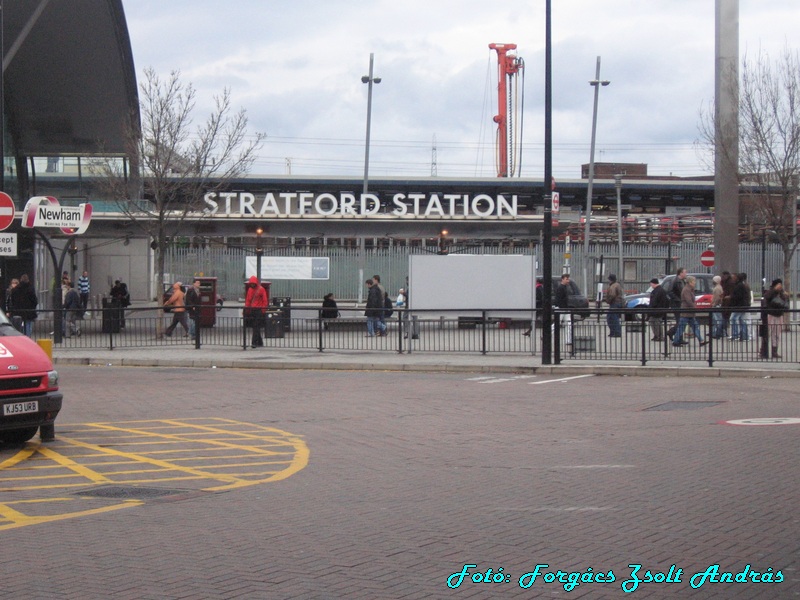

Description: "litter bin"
101 297 122 333
264 310 285 338
271 296 291 331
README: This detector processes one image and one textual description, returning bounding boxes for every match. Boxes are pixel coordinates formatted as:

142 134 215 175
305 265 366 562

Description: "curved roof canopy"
3 0 139 156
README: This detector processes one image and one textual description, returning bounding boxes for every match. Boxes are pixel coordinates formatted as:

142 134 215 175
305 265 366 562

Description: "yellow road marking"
56 435 245 485
0 500 142 531
0 418 309 528
0 444 38 469
33 446 113 484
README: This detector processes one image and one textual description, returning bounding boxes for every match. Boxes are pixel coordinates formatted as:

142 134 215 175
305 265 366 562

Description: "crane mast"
489 43 524 177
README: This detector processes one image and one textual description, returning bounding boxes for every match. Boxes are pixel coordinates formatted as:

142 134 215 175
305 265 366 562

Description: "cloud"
123 0 797 178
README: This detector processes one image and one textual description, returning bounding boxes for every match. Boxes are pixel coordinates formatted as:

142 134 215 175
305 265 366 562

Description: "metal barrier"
25 305 800 367
31 307 540 355
554 306 798 366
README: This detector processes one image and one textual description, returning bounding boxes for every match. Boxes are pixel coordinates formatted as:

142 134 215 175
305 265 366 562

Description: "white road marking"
529 374 595 385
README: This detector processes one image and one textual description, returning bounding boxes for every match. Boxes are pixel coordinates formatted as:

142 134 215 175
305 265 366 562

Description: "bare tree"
698 46 800 290
93 67 265 300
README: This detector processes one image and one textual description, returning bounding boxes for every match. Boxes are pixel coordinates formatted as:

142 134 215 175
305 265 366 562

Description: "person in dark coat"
320 293 340 329
10 274 38 336
647 277 669 341
364 279 386 337
63 281 82 337
185 279 201 340
730 273 751 341
554 274 571 309
666 267 687 341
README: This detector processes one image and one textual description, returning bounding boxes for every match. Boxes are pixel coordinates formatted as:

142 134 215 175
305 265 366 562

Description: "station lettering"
203 191 519 218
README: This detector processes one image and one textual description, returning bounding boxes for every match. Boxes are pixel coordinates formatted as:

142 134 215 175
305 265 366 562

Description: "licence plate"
3 401 39 416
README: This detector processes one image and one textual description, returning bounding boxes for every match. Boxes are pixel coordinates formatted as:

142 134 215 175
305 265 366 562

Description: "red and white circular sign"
700 250 715 267
0 192 16 231
722 418 800 426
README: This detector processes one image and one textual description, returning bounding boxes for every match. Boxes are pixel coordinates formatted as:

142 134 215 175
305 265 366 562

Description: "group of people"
641 267 788 357
319 276 408 339
3 270 92 337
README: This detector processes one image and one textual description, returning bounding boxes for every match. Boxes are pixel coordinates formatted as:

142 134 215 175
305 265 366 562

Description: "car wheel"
1 426 39 445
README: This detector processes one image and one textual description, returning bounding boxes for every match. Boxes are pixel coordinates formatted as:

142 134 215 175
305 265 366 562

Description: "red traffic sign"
700 249 715 267
0 192 15 231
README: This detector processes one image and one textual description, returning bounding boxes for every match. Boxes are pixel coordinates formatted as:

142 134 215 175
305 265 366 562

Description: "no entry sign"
0 192 16 231
700 249 715 267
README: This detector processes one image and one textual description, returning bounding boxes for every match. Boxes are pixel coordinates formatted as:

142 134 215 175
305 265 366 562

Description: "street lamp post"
582 57 610 303
256 227 263 282
542 0 554 365
361 53 381 195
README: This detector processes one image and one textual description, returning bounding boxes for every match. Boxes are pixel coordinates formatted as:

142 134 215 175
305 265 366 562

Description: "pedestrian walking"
63 281 82 337
185 279 201 340
364 278 386 337
372 274 388 328
666 267 688 341
163 282 189 337
730 273 751 341
710 275 725 339
647 277 669 341
672 276 708 347
604 273 624 337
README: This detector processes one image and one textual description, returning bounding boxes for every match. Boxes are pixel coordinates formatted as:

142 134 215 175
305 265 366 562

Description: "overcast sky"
122 1 797 180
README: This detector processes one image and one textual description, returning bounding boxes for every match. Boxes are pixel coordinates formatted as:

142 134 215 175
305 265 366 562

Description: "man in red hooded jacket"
245 275 267 347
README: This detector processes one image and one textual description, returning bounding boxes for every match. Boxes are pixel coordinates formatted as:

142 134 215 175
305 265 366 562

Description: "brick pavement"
0 366 798 599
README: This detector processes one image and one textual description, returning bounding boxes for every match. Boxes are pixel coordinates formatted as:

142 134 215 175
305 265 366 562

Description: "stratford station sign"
203 191 522 219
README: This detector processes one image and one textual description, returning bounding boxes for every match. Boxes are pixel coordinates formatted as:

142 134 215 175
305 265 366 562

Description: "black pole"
0 0 4 193
31 231 77 344
761 227 766 294
541 0 553 364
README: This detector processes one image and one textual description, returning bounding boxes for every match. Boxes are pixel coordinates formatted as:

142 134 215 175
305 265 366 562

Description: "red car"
0 312 63 444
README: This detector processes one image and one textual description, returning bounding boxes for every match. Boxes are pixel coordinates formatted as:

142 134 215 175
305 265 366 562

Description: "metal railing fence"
22 305 800 368
554 306 798 366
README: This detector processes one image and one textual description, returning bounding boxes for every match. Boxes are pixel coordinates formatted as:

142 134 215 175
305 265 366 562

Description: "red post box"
196 277 218 327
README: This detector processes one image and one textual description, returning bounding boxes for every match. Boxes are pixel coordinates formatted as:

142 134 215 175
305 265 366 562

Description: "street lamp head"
373 77 382 84
361 76 370 83
589 79 611 87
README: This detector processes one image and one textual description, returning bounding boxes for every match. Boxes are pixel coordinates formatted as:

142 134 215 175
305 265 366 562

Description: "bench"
323 318 366 331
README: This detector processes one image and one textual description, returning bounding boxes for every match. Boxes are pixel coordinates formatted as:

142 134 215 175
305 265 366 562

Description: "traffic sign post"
0 192 16 231
700 250 715 268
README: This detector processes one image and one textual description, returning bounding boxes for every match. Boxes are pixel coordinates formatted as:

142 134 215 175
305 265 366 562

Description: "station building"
1 1 729 306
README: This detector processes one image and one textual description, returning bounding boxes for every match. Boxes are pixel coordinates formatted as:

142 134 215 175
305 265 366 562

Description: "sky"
122 0 798 180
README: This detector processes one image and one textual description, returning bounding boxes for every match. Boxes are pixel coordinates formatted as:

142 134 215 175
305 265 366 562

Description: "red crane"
489 43 525 177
